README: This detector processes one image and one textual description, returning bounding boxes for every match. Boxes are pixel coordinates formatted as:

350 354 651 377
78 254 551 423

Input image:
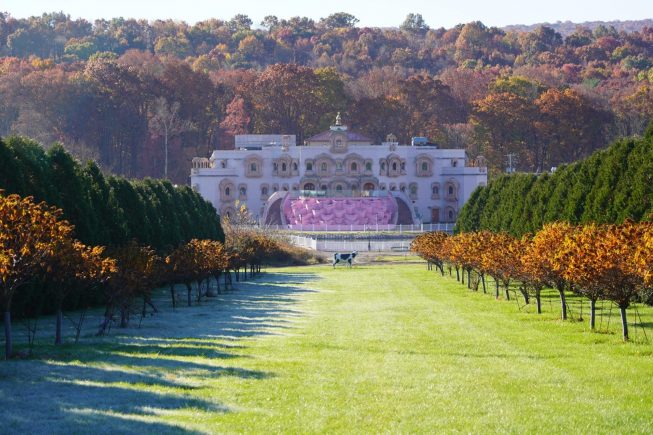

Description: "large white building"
191 115 487 229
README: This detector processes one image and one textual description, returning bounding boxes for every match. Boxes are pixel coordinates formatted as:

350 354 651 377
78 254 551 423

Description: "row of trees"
0 136 223 248
411 222 653 341
1 190 308 359
457 125 653 236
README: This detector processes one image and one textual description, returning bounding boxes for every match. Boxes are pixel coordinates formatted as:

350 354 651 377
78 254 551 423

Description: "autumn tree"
41 240 116 344
552 223 644 339
0 193 74 358
99 242 159 334
522 222 575 319
220 96 251 139
410 231 449 275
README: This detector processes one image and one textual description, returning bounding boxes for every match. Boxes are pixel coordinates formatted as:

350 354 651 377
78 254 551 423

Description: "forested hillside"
504 19 653 36
455 124 653 236
1 11 653 181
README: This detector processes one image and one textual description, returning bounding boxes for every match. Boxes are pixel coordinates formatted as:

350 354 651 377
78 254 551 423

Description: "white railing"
288 235 317 250
287 235 418 252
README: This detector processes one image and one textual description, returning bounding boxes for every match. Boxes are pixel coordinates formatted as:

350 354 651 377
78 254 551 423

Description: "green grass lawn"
1 263 653 433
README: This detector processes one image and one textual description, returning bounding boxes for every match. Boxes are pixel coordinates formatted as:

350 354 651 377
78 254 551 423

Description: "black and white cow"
333 251 358 268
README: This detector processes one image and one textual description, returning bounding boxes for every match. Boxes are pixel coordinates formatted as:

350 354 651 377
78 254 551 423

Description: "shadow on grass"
0 270 319 433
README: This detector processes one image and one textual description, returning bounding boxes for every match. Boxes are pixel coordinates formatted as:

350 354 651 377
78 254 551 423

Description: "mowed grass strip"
168 263 653 433
2 263 653 433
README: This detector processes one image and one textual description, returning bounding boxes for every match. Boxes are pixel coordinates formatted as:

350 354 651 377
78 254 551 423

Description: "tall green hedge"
0 136 224 250
456 127 653 236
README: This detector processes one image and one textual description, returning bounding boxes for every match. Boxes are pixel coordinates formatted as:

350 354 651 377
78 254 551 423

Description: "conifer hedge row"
0 136 224 250
456 126 653 236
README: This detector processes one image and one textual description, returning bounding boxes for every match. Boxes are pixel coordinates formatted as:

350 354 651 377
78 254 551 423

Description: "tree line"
1 12 653 180
1 189 319 359
0 136 224 249
456 124 653 236
411 223 653 342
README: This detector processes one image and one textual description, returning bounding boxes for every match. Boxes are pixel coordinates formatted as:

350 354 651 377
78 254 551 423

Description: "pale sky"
3 0 652 28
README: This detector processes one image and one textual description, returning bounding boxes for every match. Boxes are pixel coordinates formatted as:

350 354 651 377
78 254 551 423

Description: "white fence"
288 235 416 252
288 235 317 250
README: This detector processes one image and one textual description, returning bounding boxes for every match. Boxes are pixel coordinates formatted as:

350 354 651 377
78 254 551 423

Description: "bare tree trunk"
504 282 510 301
55 308 63 345
186 282 193 306
164 126 169 179
4 311 12 360
481 274 486 294
120 308 129 328
535 292 542 314
495 278 500 299
619 305 629 341
206 277 216 297
520 286 529 305
455 267 460 281
589 298 596 330
557 286 567 320
97 307 113 336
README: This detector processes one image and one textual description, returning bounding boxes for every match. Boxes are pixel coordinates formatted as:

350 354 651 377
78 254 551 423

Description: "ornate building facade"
191 116 487 229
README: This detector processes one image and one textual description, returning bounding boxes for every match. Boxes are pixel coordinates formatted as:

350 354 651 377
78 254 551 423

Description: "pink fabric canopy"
282 196 397 226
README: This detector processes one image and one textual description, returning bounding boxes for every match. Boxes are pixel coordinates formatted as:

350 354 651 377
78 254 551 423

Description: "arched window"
293 162 298 171
321 185 327 191
225 187 230 196
401 162 405 170
363 182 375 191
250 163 257 172
304 183 315 191
321 162 327 172
381 162 386 170
220 161 226 168
365 162 372 171
261 186 268 195
421 162 428 171
273 163 278 171
452 160 458 167
448 185 454 195
306 162 313 171
432 185 439 195
400 185 407 192
336 185 343 191
448 210 455 220
336 162 342 171
410 185 417 194
351 162 357 172
282 162 287 172
392 162 397 171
